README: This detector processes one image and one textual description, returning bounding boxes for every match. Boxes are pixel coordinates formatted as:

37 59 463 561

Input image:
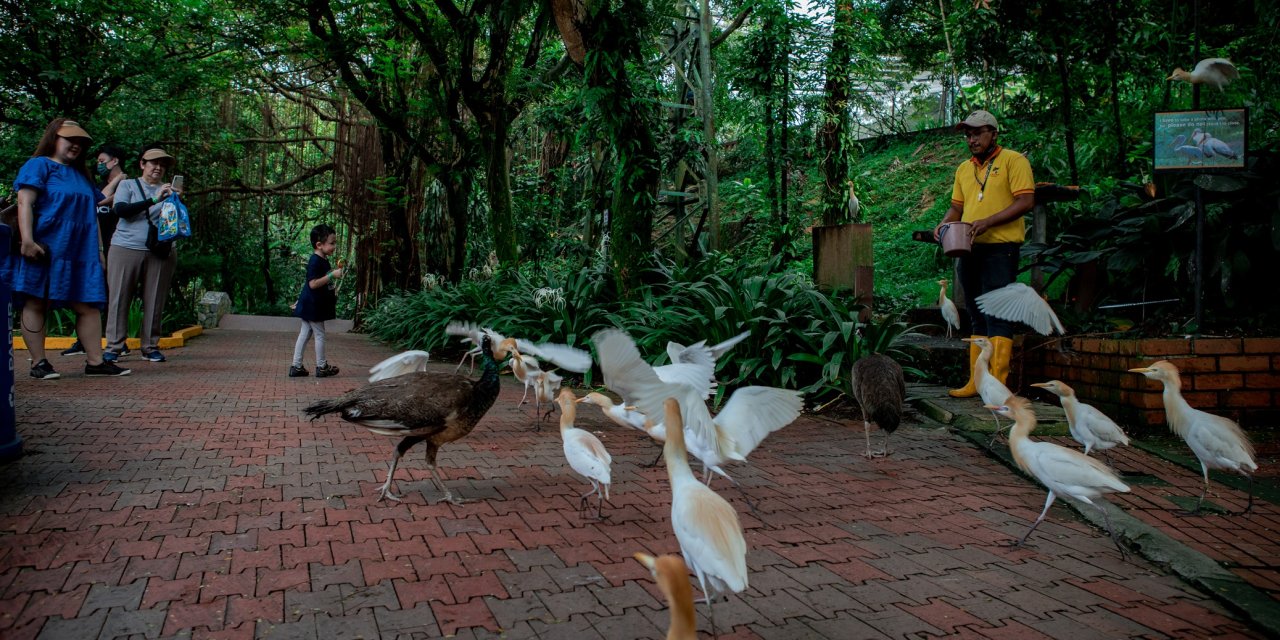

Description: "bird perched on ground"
305 335 514 504
851 353 905 458
661 397 747 637
594 328 802 487
938 279 960 338
368 350 431 382
1130 361 1258 514
966 337 1014 441
556 388 612 520
987 396 1130 554
1167 58 1239 91
1031 380 1129 460
976 283 1064 336
634 552 696 640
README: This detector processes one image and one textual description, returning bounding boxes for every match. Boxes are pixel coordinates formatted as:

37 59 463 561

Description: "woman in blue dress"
7 119 131 379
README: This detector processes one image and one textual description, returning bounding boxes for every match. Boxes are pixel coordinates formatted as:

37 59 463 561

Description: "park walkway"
0 327 1273 638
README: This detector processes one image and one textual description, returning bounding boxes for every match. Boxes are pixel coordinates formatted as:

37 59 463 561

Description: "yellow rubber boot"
991 336 1014 385
948 336 986 398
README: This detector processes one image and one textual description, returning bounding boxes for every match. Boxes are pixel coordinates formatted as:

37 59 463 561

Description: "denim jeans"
957 242 1020 338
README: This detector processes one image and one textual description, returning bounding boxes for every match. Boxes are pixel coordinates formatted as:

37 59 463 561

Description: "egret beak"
962 338 974 343
633 552 657 572
624 406 638 412
982 404 1002 411
1128 367 1152 373
1029 382 1050 388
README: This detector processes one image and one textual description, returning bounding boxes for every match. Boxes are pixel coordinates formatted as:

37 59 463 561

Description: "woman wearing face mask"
3 118 131 379
60 144 132 358
104 146 180 364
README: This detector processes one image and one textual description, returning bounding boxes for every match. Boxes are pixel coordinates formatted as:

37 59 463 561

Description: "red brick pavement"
0 329 1266 638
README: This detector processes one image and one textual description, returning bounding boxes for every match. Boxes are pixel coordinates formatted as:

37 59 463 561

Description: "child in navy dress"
290 224 344 377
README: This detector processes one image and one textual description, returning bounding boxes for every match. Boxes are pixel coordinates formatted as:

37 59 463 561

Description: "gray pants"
106 246 176 353
292 320 328 368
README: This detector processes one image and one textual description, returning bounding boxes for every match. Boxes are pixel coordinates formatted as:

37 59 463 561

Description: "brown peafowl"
851 353 905 458
305 335 513 504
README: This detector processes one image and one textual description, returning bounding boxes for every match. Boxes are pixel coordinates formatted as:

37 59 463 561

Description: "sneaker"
60 340 86 357
288 366 309 378
120 346 132 358
30 359 60 380
141 350 166 363
85 361 131 377
102 350 119 363
316 364 339 378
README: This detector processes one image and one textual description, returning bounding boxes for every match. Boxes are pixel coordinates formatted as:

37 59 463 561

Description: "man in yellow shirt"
932 110 1035 397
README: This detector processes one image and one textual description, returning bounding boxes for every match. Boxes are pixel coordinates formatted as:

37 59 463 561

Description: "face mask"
96 162 110 176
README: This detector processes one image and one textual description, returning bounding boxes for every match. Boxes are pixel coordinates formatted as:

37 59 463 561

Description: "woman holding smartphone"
104 146 181 363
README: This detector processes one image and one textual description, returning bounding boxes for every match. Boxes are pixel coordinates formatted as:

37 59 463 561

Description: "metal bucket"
938 222 973 257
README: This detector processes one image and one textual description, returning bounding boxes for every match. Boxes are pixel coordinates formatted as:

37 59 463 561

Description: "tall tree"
818 0 856 226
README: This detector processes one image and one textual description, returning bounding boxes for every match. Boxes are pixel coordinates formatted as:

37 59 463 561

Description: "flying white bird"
976 283 1065 336
665 330 751 367
1167 58 1239 91
368 350 431 382
446 321 592 373
1130 361 1258 514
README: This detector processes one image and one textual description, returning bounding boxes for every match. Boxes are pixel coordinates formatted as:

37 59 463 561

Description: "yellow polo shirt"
949 146 1035 244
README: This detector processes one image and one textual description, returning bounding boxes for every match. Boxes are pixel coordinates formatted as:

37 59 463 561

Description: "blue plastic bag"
157 194 192 241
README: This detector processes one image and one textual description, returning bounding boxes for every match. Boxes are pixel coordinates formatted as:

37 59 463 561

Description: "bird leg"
577 483 603 519
1177 466 1211 516
1237 475 1255 516
644 447 664 468
376 455 405 502
1095 502 1128 559
426 463 466 506
1014 491 1056 546
986 411 1006 447
693 572 718 639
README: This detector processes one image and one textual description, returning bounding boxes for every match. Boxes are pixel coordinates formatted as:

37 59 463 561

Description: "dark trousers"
958 242 1020 338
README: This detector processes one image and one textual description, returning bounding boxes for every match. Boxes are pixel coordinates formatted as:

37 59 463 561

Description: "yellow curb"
14 325 203 351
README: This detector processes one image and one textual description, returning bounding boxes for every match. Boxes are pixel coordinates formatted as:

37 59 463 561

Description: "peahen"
305 335 513 504
850 353 905 458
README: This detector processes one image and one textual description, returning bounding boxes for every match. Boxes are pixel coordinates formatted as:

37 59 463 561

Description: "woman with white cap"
4 118 131 379
104 146 181 364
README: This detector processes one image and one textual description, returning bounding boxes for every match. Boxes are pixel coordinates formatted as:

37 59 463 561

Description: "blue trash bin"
0 224 21 461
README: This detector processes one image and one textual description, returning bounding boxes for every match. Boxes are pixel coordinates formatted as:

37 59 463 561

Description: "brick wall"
1014 336 1280 435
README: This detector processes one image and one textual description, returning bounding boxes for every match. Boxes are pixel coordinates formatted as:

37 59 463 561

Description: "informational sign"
1153 109 1247 172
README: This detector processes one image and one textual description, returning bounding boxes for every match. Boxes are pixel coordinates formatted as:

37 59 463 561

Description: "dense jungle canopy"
2 0 1277 350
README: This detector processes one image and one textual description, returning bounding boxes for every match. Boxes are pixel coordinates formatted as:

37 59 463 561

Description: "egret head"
1128 360 1180 383
1167 68 1190 82
577 391 610 407
1030 380 1073 397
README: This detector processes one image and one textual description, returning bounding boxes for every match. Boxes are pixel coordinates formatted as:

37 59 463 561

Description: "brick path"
0 329 1267 638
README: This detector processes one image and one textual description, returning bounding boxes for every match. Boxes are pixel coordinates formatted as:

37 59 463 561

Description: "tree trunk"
443 173 471 284
697 0 720 251
377 130 423 289
484 114 517 263
1054 35 1079 184
773 15 792 260
819 0 854 227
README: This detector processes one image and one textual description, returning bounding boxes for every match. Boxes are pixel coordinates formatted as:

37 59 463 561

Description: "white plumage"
665 330 751 366
1167 58 1239 91
1130 360 1258 514
593 328 801 484
445 321 593 373
1031 380 1129 457
578 392 649 432
937 279 960 338
976 283 1064 336
661 397 748 615
368 350 431 382
987 396 1130 552
556 389 612 519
